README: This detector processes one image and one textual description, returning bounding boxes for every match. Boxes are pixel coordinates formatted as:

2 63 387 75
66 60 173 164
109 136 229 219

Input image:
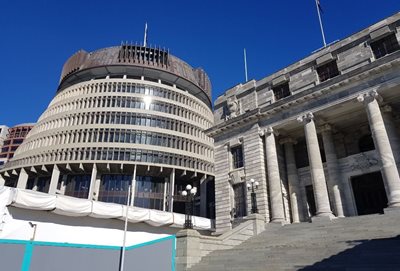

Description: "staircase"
189 212 400 271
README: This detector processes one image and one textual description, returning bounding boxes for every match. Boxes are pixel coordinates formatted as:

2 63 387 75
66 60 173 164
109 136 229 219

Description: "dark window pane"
371 33 400 59
231 145 244 169
317 60 340 82
272 82 291 100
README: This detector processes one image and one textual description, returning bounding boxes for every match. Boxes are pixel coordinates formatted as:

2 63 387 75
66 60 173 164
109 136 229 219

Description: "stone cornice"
207 52 400 138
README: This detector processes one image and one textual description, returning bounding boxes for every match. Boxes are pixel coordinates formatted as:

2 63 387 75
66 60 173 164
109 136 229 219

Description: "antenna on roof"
143 22 148 47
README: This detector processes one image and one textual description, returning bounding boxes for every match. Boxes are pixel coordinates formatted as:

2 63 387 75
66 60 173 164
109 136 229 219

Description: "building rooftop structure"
58 45 212 107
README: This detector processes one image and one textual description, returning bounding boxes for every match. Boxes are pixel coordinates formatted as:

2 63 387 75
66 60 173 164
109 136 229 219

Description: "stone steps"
188 212 400 271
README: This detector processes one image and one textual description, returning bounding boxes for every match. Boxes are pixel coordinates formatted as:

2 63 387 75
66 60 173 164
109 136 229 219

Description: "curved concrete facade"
1 46 215 217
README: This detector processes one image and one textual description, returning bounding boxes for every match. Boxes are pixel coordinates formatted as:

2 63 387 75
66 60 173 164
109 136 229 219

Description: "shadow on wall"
298 235 400 270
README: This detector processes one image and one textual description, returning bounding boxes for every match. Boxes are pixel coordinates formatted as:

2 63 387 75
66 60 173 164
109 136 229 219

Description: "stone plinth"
175 229 202 271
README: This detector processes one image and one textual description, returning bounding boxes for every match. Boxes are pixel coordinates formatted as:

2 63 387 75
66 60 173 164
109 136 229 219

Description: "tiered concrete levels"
0 45 215 219
189 211 400 270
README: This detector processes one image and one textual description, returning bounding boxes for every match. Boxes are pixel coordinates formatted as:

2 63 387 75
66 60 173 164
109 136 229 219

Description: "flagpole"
119 185 131 271
244 48 248 82
315 0 327 47
143 22 148 47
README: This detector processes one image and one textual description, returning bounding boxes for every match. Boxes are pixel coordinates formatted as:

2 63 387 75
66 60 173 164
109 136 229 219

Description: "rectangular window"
231 145 244 169
317 60 340 82
272 82 290 101
370 33 400 59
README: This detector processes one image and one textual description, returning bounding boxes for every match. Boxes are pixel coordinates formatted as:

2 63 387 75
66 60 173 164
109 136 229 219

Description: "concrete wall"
0 237 174 271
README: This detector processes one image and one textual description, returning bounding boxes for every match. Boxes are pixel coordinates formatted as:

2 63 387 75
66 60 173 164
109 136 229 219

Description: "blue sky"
0 0 399 126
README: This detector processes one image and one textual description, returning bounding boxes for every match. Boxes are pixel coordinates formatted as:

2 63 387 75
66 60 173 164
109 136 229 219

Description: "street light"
247 179 259 214
181 184 197 229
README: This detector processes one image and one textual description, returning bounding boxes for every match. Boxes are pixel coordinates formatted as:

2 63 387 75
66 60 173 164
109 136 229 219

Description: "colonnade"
261 90 400 222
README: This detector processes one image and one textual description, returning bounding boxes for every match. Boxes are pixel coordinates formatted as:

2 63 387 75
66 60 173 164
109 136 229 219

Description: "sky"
0 0 399 127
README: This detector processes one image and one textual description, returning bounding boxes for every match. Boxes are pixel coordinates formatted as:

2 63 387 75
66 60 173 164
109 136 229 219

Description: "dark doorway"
233 183 247 218
206 180 215 219
351 172 388 215
305 185 317 217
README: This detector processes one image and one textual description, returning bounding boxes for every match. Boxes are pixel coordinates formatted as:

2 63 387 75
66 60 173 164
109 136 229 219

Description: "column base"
269 218 286 226
384 206 400 216
388 201 400 208
311 214 335 224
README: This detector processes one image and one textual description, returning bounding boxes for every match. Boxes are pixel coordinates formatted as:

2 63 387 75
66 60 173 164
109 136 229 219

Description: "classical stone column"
264 126 285 222
280 138 304 223
298 112 333 218
381 105 400 167
320 124 351 217
17 168 29 189
48 165 60 195
358 91 400 207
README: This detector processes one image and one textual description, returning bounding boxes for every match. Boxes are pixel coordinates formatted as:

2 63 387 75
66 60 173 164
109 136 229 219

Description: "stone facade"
208 12 400 233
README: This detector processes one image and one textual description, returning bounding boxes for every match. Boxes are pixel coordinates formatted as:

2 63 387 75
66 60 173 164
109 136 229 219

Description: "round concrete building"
0 44 215 218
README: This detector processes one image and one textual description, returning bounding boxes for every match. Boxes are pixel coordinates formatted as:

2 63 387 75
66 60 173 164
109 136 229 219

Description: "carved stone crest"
226 97 239 119
228 169 245 185
350 153 379 171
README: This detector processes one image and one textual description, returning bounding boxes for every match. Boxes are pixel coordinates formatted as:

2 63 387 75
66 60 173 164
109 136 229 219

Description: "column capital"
266 126 279 136
297 112 314 124
259 126 279 137
357 89 383 104
279 137 297 145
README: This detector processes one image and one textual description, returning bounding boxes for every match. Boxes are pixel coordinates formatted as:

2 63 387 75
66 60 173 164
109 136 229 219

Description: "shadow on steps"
298 235 400 271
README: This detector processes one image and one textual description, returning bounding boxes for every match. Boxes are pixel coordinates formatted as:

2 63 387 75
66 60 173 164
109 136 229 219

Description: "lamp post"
181 184 197 229
247 179 259 214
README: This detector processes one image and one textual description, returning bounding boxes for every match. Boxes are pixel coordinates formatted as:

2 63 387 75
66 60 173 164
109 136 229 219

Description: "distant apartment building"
0 125 9 167
0 124 34 167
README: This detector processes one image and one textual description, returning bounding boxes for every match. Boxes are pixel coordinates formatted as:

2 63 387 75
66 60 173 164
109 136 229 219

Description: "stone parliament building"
208 12 400 233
